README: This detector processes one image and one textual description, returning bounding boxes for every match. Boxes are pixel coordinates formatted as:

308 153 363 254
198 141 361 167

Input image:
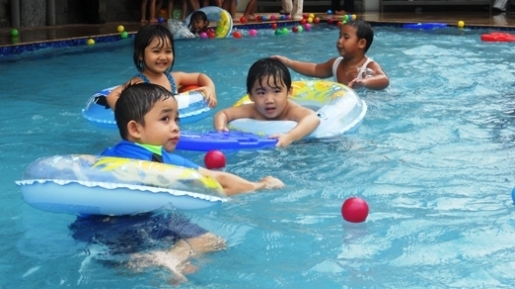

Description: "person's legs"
149 0 158 22
280 0 292 14
243 0 258 20
222 0 237 20
291 0 303 20
168 0 174 19
141 0 149 22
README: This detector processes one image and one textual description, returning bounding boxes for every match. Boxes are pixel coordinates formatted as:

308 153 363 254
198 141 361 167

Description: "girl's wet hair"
133 25 176 72
344 20 374 53
246 58 292 93
115 83 176 140
189 11 208 25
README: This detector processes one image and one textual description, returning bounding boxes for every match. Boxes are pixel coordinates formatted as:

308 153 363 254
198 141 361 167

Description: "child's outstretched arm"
213 105 254 132
172 71 217 107
348 62 389 90
272 55 335 79
198 167 284 196
269 107 320 147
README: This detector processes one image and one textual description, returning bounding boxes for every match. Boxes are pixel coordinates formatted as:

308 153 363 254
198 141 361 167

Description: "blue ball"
327 10 333 15
158 17 164 24
261 15 267 21
512 187 515 203
280 15 286 20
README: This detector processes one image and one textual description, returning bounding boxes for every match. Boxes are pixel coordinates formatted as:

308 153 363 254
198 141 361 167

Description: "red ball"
208 32 216 38
302 13 308 19
233 31 242 39
300 19 307 25
257 15 262 22
314 17 320 24
271 23 278 30
327 18 334 24
204 150 226 169
341 197 369 223
292 26 298 33
337 21 343 26
240 16 247 23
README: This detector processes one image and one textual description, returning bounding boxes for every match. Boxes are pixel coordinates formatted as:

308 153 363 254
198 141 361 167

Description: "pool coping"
1 20 514 57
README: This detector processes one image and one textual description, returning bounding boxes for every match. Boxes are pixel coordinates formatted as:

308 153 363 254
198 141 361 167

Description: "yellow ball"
352 14 357 20
307 17 313 23
117 25 125 33
457 20 465 28
87 38 95 45
309 13 315 19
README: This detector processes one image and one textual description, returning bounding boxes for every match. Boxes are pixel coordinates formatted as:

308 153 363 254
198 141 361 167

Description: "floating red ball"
300 19 307 25
341 197 369 223
271 23 278 29
314 17 320 24
208 32 216 38
233 31 242 39
204 150 226 169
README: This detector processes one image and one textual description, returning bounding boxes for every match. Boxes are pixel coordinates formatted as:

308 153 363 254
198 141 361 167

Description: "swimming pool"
2 24 515 288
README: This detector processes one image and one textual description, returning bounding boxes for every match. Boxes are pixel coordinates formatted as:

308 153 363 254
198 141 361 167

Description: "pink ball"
304 23 311 31
286 15 291 20
200 32 208 39
249 29 257 37
341 197 369 223
270 15 277 21
204 150 226 169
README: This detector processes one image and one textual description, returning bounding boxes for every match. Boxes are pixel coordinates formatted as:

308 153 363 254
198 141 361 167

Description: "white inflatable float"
16 155 227 216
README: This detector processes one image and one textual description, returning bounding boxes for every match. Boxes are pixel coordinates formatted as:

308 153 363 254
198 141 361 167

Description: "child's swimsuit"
332 56 374 82
136 72 178 94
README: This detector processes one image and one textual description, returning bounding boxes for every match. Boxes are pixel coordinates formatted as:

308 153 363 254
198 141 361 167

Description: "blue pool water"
2 25 515 288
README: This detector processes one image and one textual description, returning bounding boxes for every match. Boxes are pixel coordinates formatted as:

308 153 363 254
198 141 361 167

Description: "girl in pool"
106 25 217 109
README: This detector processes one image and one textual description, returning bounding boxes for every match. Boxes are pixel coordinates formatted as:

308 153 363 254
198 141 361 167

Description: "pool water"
2 25 515 288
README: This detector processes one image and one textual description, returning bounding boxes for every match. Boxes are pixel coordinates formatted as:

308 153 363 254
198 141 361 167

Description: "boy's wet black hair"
344 20 374 53
246 58 292 93
133 25 176 73
115 83 176 140
188 10 209 32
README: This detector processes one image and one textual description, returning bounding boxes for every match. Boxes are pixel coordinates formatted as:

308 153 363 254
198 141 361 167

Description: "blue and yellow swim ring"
16 155 227 216
184 6 233 38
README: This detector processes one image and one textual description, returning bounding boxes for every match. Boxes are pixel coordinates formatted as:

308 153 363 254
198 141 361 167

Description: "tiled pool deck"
1 11 514 56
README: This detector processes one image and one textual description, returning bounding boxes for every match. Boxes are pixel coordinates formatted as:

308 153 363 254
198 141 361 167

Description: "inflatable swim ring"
15 155 227 216
184 6 233 38
228 80 367 139
403 23 447 30
480 32 515 42
82 86 211 129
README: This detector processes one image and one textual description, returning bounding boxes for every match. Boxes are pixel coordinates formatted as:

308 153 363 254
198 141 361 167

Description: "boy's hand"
348 78 366 89
259 176 285 189
269 134 293 147
195 86 217 108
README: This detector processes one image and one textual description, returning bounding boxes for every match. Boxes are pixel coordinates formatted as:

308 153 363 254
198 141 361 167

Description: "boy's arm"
270 107 320 147
213 105 254 131
272 55 335 79
349 62 389 90
198 167 284 196
172 71 217 107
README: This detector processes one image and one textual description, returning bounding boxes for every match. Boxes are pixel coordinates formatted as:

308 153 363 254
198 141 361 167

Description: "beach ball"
304 23 311 31
292 26 298 33
158 17 164 24
233 31 242 39
204 150 226 169
87 38 95 45
200 32 208 38
120 31 128 39
11 29 18 37
271 23 278 29
300 18 307 25
341 197 369 223
280 15 286 20
270 15 277 21
314 17 320 24
458 20 465 28
240 16 247 23
327 9 333 15
117 25 124 33
307 17 313 23
249 29 257 37
297 25 303 33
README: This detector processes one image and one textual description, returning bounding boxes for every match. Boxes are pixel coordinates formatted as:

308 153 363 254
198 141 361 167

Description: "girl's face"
191 19 208 33
142 37 174 74
249 75 292 120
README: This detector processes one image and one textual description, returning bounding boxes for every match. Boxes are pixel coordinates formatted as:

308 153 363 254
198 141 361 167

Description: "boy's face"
249 75 292 119
191 19 208 32
336 25 365 57
133 97 180 152
142 37 174 74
